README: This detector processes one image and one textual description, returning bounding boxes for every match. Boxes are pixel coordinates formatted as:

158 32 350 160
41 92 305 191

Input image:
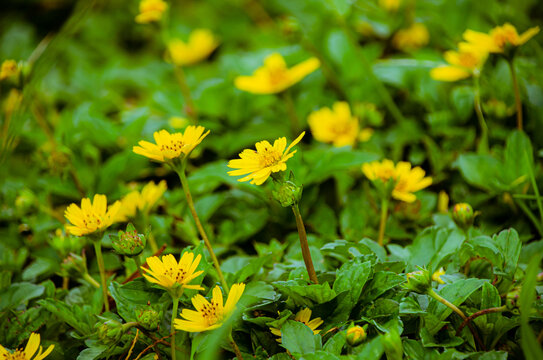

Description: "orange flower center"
160 140 184 157
492 29 518 47
165 266 188 283
200 300 223 325
259 146 283 168
458 52 479 68
268 67 289 86
82 212 102 230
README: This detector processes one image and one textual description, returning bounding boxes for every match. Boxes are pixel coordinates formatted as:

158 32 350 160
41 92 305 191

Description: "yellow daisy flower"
392 23 430 52
308 102 360 147
227 132 305 185
142 253 204 292
167 29 219 67
234 53 320 94
270 308 323 342
135 0 168 24
64 194 121 236
133 126 210 163
432 267 446 284
0 333 54 360
115 180 167 221
430 43 488 82
463 23 540 53
0 60 18 80
174 283 245 332
362 159 432 203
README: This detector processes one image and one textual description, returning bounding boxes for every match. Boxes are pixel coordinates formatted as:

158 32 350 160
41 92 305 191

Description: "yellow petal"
430 66 471 82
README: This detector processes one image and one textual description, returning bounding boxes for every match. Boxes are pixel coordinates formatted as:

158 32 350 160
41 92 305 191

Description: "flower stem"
62 276 69 290
93 240 110 312
291 204 319 284
174 66 197 123
170 296 179 360
473 75 489 154
281 91 300 136
142 213 158 253
456 305 506 335
378 198 389 246
507 58 523 130
229 334 243 360
83 272 101 288
134 256 143 278
176 167 229 294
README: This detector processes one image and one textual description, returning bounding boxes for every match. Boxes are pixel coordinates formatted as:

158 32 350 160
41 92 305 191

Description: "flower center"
267 67 289 86
200 300 223 325
160 140 185 158
4 349 26 359
82 212 102 230
166 266 187 283
458 52 479 69
258 146 283 168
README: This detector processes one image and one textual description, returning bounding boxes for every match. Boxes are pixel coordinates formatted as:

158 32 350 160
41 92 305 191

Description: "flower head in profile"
115 180 167 221
227 132 305 185
135 0 168 24
0 333 54 360
270 308 323 342
308 102 360 147
142 252 204 293
392 23 430 52
64 194 121 236
432 267 446 284
1 60 18 80
133 126 210 163
174 283 245 332
362 159 432 203
430 42 488 82
167 29 219 67
234 53 320 94
463 23 540 54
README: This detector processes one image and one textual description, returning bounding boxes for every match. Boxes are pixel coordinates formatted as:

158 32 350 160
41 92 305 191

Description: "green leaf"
504 130 533 186
38 298 94 335
493 228 521 279
454 154 506 192
360 271 405 304
333 260 372 308
323 331 346 355
520 251 543 360
108 279 165 323
352 335 384 359
281 320 321 355
0 282 44 311
408 226 465 273
273 281 337 307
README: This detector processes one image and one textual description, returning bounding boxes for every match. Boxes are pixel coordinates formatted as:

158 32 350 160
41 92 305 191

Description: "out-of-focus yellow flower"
174 283 245 332
169 116 189 129
432 267 446 284
234 53 320 94
437 191 449 214
0 333 54 360
115 180 167 221
64 195 121 236
0 60 18 80
4 89 22 116
379 0 401 12
133 126 210 163
463 23 540 53
135 0 168 24
362 159 432 203
270 308 323 342
142 253 204 292
346 325 366 346
430 43 488 82
167 29 219 67
392 23 430 51
308 102 360 147
227 132 305 185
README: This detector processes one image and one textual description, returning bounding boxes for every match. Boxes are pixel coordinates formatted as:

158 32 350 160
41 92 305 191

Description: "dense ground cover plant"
1 0 543 359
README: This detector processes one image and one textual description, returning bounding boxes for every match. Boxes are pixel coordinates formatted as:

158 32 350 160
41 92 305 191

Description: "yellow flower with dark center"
174 283 245 332
64 194 121 236
308 102 360 147
432 267 446 284
168 29 219 67
463 23 540 53
115 180 167 221
362 159 432 203
0 60 18 80
0 333 54 360
133 126 210 163
392 23 430 52
270 308 323 342
227 132 305 185
430 42 488 82
135 0 168 24
142 253 204 291
234 53 320 94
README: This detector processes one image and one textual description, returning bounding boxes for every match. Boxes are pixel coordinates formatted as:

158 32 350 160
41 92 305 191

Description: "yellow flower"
64 194 121 236
379 0 401 11
270 308 323 342
133 126 210 163
392 23 430 51
174 283 245 332
432 267 446 284
227 132 305 185
308 102 360 147
115 181 167 221
463 23 540 53
0 333 54 360
167 29 219 67
430 43 488 82
0 60 18 80
234 53 320 94
142 252 204 292
362 159 432 203
135 0 167 24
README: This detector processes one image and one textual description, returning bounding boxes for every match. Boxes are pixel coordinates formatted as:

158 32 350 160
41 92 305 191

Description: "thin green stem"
281 91 300 136
516 198 543 237
291 204 319 284
174 66 197 123
134 256 143 278
83 272 101 288
142 212 158 253
176 166 229 293
507 58 523 130
170 296 179 360
456 305 506 335
525 150 543 228
473 75 489 154
93 240 110 312
378 198 389 246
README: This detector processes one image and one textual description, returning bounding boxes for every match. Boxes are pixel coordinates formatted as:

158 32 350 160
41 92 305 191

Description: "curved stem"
62 276 69 290
378 198 389 246
174 66 197 123
473 75 489 154
229 334 243 360
170 296 179 360
291 204 319 284
93 240 110 312
456 305 506 335
83 272 101 288
176 167 229 293
507 58 523 130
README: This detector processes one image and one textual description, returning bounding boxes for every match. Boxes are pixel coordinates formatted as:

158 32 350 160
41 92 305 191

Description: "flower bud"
96 318 124 345
272 180 303 207
506 286 521 312
346 325 366 347
111 223 146 256
431 267 446 284
452 203 475 230
136 307 163 330
403 269 431 294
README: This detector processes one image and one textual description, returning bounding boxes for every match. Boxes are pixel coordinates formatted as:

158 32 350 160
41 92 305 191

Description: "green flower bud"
96 318 124 345
506 286 521 312
272 180 303 207
15 188 36 214
111 223 146 256
452 203 476 230
346 325 366 347
403 269 431 294
136 307 163 330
